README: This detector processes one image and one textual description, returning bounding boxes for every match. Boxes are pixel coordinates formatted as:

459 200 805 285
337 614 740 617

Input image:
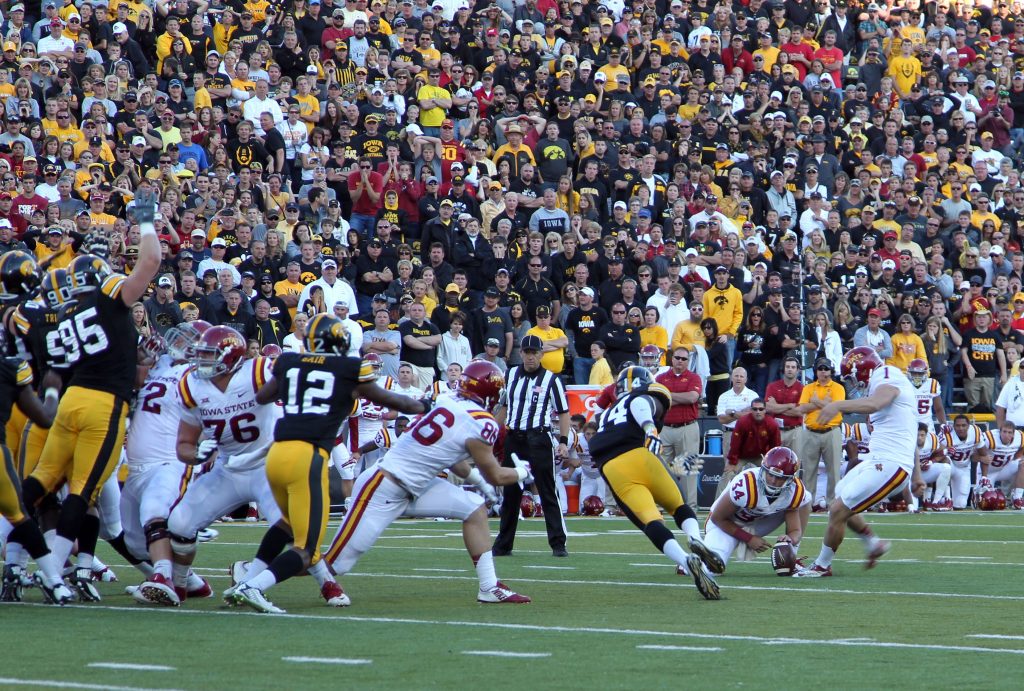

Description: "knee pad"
673 504 697 525
170 532 197 557
642 520 675 552
144 519 171 548
20 476 45 511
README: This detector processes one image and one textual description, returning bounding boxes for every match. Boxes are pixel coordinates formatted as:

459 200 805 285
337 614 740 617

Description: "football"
771 542 797 576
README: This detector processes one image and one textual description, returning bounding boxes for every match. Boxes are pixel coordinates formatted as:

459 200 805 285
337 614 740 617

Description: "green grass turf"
3 511 1024 690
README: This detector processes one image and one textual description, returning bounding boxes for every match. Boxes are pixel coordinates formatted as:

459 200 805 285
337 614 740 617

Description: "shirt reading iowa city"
271 353 373 450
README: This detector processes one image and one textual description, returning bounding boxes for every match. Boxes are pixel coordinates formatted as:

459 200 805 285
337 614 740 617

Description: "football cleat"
688 535 725 575
69 567 102 602
477 581 531 604
138 574 180 607
197 527 220 542
187 577 213 599
230 560 250 587
232 583 285 614
34 573 75 605
245 506 259 522
793 564 833 578
91 566 118 583
1 565 23 602
1014 497 1024 510
321 581 351 607
865 540 891 570
685 554 720 600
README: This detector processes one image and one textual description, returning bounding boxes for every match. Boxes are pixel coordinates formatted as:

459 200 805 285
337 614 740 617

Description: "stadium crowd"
8 0 1024 615
6 0 1024 415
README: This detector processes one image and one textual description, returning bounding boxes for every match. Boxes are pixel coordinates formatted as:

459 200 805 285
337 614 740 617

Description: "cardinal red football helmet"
581 495 605 516
520 494 536 518
841 346 884 390
907 358 929 387
165 319 212 362
978 489 1007 511
261 344 283 359
191 325 247 379
457 360 505 411
760 447 800 500
364 352 383 372
639 344 662 370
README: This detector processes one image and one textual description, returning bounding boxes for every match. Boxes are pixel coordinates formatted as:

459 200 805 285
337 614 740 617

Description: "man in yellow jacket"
703 266 744 365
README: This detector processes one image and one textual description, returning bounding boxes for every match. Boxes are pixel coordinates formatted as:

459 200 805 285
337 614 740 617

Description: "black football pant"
493 430 566 553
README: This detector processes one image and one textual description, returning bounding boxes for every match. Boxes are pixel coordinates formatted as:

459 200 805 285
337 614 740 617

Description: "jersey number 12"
283 369 336 415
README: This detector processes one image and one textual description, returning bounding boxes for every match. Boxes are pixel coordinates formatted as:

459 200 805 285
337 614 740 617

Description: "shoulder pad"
12 358 32 387
357 357 377 384
100 274 126 300
178 372 198 409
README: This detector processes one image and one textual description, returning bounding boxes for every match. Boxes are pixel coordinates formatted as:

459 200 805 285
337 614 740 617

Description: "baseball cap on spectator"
991 245 1004 255
1013 292 1024 303
178 250 193 260
191 229 206 238
580 287 595 298
970 275 984 285
131 136 146 147
867 308 881 317
883 230 897 240
157 276 174 288
210 237 227 248
322 259 338 269
112 22 127 34
881 259 896 270
445 283 460 293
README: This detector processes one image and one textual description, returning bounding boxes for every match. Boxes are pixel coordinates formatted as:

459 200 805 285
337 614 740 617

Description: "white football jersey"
710 467 811 524
941 424 984 468
378 396 500 495
917 431 944 469
979 429 1024 469
911 378 942 424
177 356 281 470
571 429 600 479
864 365 918 471
843 422 872 455
126 355 190 465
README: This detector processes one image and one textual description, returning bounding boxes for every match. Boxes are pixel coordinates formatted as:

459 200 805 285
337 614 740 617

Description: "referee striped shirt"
504 365 569 431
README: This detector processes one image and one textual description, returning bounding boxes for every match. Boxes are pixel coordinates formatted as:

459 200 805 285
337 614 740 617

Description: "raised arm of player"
119 188 162 306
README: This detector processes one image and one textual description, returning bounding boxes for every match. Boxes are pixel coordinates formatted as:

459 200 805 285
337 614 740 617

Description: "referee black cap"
520 335 543 352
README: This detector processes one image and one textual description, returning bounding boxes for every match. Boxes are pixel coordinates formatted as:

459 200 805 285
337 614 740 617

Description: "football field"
4 511 1024 690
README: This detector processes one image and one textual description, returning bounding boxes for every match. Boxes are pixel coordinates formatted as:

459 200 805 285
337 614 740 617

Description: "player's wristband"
465 468 484 486
558 435 568 445
734 528 754 545
140 222 157 238
43 388 59 403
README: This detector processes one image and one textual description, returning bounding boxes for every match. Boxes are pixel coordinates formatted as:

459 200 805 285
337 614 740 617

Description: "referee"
493 335 571 558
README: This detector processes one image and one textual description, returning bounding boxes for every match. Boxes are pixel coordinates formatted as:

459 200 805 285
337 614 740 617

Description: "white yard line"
637 645 723 652
14 603 1024 657
411 568 469 573
967 634 1024 641
86 664 175 672
0 678 184 691
281 657 372 665
462 651 551 659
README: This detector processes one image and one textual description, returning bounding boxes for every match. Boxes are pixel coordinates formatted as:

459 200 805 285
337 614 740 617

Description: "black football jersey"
11 300 64 382
588 390 662 466
271 353 375 450
0 357 32 445
57 275 138 401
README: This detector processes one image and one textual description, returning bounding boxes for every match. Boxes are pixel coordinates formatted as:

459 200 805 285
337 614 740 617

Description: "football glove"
418 396 435 414
477 481 498 507
133 189 157 225
511 454 533 484
643 431 663 456
195 438 218 465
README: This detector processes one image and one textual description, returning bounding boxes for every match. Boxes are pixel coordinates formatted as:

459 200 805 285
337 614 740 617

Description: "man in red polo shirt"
348 155 384 237
656 345 703 511
765 355 805 450
724 400 781 489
